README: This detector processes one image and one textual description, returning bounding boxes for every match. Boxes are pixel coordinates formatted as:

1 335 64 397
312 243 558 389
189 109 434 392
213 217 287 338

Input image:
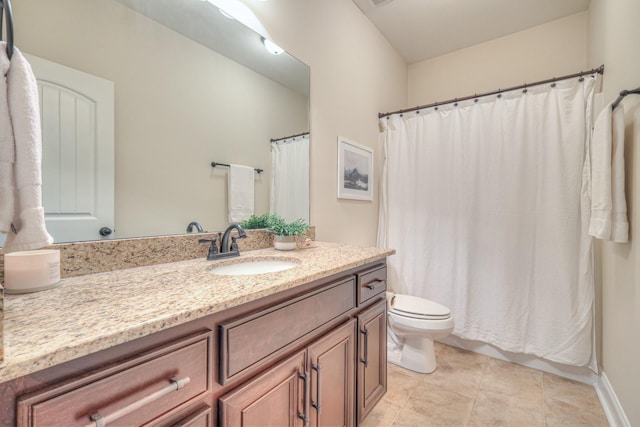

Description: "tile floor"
362 343 609 427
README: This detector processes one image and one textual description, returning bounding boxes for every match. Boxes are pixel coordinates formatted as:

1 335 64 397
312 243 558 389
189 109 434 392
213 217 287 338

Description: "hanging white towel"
0 43 54 252
228 164 254 223
0 43 15 234
588 102 629 242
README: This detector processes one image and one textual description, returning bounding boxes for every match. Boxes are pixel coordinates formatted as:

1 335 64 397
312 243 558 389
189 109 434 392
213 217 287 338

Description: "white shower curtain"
270 134 310 222
378 76 598 368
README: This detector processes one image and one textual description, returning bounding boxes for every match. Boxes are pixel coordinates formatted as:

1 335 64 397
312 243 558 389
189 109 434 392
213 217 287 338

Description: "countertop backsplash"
0 227 315 283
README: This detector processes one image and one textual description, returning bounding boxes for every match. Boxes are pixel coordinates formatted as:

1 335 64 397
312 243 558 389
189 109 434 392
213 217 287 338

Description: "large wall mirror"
4 0 310 246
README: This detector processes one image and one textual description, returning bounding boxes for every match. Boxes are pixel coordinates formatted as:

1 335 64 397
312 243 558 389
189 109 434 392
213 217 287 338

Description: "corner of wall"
595 372 632 427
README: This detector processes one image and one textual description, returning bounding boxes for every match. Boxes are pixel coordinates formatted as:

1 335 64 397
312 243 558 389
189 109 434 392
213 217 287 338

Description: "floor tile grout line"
464 354 490 427
383 344 608 427
387 401 401 427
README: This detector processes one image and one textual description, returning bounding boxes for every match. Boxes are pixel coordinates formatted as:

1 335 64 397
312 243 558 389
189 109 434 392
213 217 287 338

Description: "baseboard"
594 372 631 427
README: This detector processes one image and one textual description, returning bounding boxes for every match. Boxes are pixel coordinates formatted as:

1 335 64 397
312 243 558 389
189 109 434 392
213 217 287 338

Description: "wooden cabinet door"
219 350 307 427
307 320 356 427
356 299 387 423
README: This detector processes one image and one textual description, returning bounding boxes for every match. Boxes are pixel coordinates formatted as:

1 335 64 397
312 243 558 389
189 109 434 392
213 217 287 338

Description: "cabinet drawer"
17 331 213 427
220 277 355 383
357 265 387 305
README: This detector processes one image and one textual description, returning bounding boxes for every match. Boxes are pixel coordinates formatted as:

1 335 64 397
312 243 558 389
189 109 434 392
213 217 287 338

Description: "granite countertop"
0 242 394 384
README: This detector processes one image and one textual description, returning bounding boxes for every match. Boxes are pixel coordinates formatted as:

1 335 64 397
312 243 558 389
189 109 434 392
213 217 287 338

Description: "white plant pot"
274 235 297 251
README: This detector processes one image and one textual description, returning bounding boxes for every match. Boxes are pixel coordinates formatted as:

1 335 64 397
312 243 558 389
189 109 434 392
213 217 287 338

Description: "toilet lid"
390 294 451 319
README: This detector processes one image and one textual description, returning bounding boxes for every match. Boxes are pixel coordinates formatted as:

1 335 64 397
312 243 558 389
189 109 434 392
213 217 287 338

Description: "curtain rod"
270 131 309 143
612 87 640 110
379 65 605 119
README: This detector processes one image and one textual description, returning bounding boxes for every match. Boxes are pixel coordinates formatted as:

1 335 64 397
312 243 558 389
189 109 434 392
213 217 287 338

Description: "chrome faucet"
199 224 247 260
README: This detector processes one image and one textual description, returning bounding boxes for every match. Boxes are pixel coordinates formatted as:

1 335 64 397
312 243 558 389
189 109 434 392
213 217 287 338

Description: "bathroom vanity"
0 242 392 426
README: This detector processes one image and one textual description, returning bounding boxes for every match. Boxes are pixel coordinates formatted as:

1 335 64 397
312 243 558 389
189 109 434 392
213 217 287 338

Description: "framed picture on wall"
337 136 374 201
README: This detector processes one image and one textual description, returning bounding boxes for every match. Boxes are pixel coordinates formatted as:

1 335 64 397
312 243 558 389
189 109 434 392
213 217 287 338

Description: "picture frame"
337 136 373 201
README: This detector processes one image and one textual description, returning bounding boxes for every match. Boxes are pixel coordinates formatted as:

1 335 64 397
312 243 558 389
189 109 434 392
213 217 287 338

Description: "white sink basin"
210 259 300 276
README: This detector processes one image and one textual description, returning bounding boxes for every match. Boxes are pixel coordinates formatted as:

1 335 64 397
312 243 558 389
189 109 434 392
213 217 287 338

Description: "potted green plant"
268 216 309 250
239 213 279 230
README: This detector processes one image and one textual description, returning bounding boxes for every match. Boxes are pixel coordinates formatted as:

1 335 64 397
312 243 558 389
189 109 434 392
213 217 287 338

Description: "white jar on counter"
4 250 61 294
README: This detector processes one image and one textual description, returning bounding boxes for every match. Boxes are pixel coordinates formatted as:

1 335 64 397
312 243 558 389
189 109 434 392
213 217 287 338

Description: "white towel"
0 44 54 252
588 102 629 242
228 164 254 223
0 43 15 233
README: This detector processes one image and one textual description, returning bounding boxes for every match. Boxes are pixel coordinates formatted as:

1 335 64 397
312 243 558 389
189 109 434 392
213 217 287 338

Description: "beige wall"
588 0 640 425
248 0 408 246
408 12 588 106
13 0 308 239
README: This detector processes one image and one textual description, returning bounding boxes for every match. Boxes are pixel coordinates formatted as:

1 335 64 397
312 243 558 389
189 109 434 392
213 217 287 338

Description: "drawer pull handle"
311 363 322 414
365 279 384 290
84 376 191 427
361 328 369 367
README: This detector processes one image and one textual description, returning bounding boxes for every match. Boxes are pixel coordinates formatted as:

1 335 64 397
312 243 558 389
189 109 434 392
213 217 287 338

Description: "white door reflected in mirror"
28 54 115 244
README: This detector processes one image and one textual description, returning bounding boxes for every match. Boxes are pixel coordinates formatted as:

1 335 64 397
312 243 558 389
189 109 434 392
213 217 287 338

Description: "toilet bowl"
387 292 454 373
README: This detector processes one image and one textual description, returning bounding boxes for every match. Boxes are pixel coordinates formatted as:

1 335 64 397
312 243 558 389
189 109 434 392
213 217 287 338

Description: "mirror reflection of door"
27 54 115 243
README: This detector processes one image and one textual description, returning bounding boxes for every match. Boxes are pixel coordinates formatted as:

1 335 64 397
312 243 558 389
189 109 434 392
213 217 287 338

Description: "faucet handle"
199 238 219 260
230 236 244 252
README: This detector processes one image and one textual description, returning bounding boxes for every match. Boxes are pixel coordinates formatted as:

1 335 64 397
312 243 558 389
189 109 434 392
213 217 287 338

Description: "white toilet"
386 292 454 373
